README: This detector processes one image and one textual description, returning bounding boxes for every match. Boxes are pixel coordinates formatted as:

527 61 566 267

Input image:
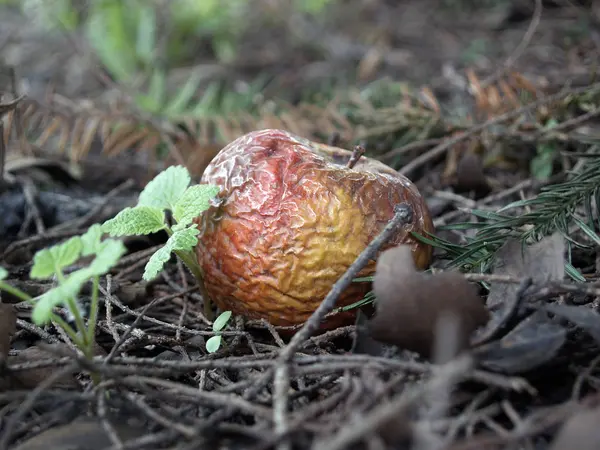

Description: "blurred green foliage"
12 0 336 118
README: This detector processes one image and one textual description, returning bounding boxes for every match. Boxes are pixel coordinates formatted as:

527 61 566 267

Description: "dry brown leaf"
0 302 16 357
369 245 490 360
487 233 565 310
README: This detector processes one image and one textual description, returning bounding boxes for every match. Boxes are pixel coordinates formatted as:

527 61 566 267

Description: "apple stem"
346 145 366 169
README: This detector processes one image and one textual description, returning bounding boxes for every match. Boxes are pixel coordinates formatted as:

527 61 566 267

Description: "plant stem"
0 282 33 303
86 276 100 349
174 249 214 321
52 314 84 350
65 295 89 348
84 277 103 386
52 312 101 385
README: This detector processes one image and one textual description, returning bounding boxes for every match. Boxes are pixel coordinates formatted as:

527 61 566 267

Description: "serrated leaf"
138 165 191 210
30 236 83 280
31 269 92 325
213 311 231 332
205 335 222 353
81 224 104 256
142 245 173 281
141 227 199 280
0 267 7 280
169 226 200 251
173 184 220 227
102 206 165 237
89 240 127 276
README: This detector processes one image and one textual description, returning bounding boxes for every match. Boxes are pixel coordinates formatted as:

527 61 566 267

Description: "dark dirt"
2 1 600 449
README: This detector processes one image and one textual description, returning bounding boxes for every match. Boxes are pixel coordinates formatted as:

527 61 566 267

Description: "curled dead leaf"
369 245 490 360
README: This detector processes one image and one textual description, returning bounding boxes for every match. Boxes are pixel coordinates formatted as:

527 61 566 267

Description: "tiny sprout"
101 165 220 319
206 310 232 353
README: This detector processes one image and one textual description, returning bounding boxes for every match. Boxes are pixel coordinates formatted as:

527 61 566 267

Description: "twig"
49 178 135 232
279 203 414 361
313 355 473 450
103 277 187 362
0 362 79 450
433 174 564 227
480 0 543 88
97 387 125 450
471 277 532 347
271 203 414 447
463 273 600 297
399 82 600 177
120 376 273 419
125 392 197 438
380 138 443 163
1 229 83 260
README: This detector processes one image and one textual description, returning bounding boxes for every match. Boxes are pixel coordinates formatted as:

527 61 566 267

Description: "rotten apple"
194 129 434 328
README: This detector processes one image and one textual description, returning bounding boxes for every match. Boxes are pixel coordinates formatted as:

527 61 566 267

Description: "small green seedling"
205 310 232 353
0 224 126 364
101 165 220 316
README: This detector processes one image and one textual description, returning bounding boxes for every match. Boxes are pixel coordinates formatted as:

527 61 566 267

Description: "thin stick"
314 355 473 450
480 0 543 88
272 203 414 446
399 82 600 177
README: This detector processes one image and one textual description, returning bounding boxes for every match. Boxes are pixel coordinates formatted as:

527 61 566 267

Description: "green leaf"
164 71 203 117
573 217 600 246
136 70 166 113
192 81 222 116
31 268 92 325
30 236 83 280
81 224 104 256
205 335 222 353
565 261 586 282
143 245 173 281
531 143 555 181
173 184 220 227
102 206 165 236
212 311 231 332
138 165 191 210
169 226 200 250
0 266 7 280
135 3 156 65
89 240 127 276
86 1 137 82
142 226 200 280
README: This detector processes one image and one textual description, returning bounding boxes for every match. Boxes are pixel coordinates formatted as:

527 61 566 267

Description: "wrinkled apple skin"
194 129 434 328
